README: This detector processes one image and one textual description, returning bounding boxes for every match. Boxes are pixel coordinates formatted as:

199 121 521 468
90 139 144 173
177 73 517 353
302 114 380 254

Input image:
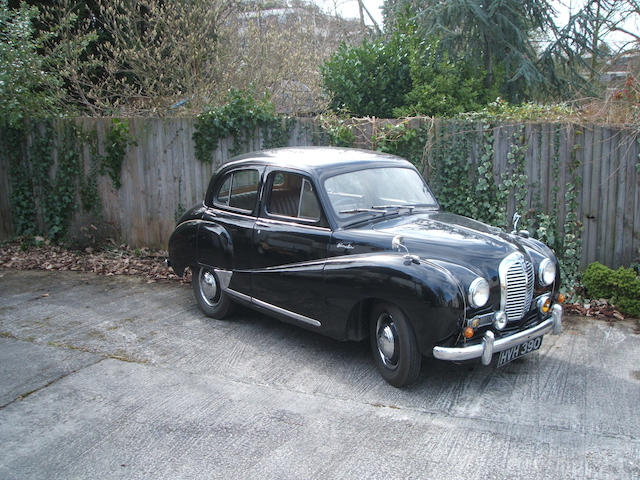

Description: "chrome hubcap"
200 270 218 306
376 313 399 369
378 325 395 359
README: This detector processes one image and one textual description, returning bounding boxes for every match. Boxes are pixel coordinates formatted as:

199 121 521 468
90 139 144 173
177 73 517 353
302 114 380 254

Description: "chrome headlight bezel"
538 258 556 286
468 277 490 308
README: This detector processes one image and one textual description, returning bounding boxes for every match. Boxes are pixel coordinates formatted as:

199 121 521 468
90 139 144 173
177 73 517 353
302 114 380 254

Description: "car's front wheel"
192 267 234 319
370 303 421 387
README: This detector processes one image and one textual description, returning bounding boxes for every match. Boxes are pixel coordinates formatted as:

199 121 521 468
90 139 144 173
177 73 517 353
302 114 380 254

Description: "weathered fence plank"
580 126 593 268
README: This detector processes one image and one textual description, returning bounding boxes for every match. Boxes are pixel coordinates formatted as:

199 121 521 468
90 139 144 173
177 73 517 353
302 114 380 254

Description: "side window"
230 170 259 210
214 169 259 213
299 179 321 220
266 172 323 222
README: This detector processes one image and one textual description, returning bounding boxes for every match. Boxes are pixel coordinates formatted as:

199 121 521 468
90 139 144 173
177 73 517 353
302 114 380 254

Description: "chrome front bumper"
433 304 563 365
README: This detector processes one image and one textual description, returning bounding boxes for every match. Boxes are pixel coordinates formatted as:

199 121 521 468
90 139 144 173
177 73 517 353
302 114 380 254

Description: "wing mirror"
392 235 420 265
392 235 408 253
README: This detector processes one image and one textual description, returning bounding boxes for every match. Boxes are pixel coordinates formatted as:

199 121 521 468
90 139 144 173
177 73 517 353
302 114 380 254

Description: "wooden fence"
0 117 638 269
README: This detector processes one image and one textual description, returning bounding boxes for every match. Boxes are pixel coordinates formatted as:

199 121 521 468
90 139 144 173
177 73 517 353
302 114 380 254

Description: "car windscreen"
324 167 438 220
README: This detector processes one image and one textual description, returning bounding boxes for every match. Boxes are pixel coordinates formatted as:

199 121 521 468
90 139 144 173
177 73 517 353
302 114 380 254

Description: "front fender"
322 253 465 354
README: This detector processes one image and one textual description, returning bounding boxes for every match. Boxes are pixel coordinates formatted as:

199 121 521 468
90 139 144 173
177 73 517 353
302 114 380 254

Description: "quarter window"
266 172 323 222
214 169 260 212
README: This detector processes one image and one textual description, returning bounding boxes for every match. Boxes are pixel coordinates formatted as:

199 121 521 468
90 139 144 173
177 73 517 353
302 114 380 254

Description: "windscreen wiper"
371 204 417 212
339 207 387 214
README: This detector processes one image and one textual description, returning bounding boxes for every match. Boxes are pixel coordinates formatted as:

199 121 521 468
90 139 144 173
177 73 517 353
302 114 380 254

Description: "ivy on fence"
2 119 133 242
193 89 293 163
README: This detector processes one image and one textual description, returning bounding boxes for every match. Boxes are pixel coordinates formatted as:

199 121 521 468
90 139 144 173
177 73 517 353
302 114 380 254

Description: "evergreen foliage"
320 36 412 117
320 26 501 117
582 262 640 317
382 0 610 101
0 0 62 128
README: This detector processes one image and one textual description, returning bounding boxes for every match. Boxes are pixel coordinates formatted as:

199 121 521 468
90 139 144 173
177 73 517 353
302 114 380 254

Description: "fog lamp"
494 311 508 330
537 295 552 314
464 327 474 339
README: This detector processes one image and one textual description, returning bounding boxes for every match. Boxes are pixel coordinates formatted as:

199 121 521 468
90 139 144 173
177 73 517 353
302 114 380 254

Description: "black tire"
370 302 421 387
192 266 234 319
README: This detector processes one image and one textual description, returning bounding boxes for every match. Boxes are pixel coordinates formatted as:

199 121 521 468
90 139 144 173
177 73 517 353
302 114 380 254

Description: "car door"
251 169 331 324
198 166 263 295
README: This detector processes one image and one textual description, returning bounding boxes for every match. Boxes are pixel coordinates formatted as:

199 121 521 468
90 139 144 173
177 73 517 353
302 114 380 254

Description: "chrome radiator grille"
500 253 535 323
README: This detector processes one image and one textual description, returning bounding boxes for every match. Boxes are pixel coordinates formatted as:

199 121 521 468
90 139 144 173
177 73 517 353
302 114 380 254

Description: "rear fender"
168 220 199 277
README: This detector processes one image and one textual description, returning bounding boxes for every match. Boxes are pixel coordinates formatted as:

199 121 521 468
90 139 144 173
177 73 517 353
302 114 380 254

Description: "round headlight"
468 277 490 308
538 258 556 286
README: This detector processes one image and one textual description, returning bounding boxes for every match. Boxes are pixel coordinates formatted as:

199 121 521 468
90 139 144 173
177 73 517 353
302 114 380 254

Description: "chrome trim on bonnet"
433 306 562 364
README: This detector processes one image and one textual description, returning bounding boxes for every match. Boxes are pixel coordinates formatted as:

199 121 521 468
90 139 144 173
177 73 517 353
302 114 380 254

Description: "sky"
313 0 639 49
315 0 384 28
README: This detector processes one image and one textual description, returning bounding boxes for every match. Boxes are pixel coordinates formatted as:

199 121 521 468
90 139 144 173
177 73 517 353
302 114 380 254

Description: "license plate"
496 336 543 367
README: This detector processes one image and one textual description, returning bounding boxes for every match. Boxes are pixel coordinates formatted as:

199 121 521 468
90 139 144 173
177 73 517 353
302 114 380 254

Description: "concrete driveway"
1 269 639 479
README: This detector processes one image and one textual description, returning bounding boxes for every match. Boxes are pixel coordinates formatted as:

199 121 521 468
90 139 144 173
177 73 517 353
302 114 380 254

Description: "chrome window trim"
212 168 261 215
264 172 323 224
258 217 331 232
297 179 305 218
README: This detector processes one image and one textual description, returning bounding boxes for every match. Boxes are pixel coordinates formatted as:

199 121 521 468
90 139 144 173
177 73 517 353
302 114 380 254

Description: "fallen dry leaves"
564 299 625 321
0 241 191 284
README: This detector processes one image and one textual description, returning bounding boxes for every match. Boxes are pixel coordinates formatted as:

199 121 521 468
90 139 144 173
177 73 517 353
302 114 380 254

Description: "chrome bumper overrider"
433 304 563 365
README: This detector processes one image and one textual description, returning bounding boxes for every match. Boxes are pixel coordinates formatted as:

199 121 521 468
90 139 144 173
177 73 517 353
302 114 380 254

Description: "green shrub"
320 36 412 118
582 262 640 317
581 262 612 299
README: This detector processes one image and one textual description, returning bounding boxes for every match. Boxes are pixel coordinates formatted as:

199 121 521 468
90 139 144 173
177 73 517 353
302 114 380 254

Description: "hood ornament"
511 212 521 234
511 212 530 238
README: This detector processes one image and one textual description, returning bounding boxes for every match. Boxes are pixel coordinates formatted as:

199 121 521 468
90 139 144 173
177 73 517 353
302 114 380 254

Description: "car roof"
221 146 413 178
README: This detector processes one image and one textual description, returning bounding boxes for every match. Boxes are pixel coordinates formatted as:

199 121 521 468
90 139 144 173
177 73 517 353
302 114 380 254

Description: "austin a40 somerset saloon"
168 147 563 387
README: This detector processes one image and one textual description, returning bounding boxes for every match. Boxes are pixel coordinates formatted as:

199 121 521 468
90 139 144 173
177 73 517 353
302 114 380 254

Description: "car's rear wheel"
370 302 421 387
192 266 234 319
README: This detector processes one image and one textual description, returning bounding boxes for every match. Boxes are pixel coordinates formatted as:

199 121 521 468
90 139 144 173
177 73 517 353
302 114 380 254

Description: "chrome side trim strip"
224 287 322 328
225 288 251 303
252 298 322 327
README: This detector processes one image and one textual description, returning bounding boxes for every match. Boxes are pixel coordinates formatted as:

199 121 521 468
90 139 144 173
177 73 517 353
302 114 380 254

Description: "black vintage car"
168 147 563 387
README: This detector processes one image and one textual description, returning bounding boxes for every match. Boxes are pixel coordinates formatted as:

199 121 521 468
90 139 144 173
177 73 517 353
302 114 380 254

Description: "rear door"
198 166 263 295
